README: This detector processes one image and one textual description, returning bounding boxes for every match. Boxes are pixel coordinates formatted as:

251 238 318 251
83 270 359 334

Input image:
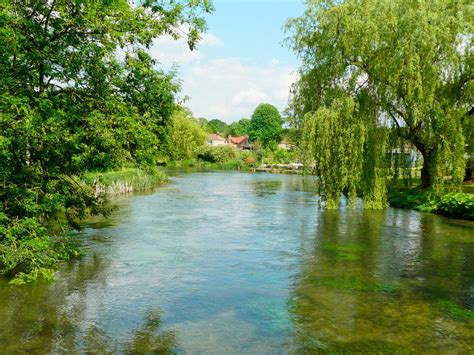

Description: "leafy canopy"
286 0 473 207
249 104 283 147
0 0 213 282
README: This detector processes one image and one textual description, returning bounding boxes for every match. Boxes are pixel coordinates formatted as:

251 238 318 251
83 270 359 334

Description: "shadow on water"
289 209 474 353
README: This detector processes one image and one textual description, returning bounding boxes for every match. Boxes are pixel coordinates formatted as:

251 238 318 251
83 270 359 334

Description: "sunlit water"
1 171 473 353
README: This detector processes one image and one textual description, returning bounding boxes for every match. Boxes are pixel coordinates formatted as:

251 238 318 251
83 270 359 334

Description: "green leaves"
287 0 472 202
435 193 474 220
0 0 213 282
249 104 283 148
164 109 207 161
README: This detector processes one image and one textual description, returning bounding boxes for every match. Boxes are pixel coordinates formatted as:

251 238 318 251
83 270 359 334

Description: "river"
1 171 473 353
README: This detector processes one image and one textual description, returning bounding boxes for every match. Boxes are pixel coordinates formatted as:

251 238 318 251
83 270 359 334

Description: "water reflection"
291 209 474 353
0 172 472 353
0 253 176 353
251 180 283 197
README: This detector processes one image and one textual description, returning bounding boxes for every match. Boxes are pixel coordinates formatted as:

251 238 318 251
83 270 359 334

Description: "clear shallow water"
0 171 473 353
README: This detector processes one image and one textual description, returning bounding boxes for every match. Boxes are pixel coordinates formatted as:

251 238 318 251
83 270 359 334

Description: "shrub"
0 215 79 284
388 189 474 220
435 193 474 220
197 146 239 163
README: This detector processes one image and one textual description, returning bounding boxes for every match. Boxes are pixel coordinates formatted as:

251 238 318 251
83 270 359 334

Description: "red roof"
229 136 248 144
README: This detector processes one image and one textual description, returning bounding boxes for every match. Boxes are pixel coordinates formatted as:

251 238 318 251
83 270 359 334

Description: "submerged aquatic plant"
319 276 400 293
438 300 474 321
321 243 368 261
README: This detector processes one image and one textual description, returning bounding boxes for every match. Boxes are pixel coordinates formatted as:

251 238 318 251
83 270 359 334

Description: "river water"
1 171 473 353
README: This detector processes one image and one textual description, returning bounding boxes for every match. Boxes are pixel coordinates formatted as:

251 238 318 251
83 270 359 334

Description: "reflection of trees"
0 253 111 353
0 251 176 353
289 209 474 352
83 311 176 353
124 311 176 353
251 180 283 197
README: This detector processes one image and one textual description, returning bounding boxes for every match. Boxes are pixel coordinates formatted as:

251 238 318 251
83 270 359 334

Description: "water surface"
1 172 473 353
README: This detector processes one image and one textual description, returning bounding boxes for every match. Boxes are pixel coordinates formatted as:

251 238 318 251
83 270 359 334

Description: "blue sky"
149 0 305 123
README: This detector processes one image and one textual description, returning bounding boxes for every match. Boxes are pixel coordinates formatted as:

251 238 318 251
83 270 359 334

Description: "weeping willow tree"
303 95 388 208
287 0 473 208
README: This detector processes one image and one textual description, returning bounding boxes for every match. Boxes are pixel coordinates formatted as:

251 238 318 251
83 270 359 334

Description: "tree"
165 109 207 161
286 0 472 198
206 119 229 135
249 104 283 147
0 0 213 282
229 118 251 136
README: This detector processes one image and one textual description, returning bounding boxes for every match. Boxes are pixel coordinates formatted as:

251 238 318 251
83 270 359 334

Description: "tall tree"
206 119 229 135
0 0 213 282
286 0 472 198
229 118 251 136
164 109 207 161
249 104 283 147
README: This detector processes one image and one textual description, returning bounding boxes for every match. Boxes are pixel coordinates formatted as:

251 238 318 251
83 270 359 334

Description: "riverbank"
83 167 168 196
0 167 168 284
166 159 254 172
388 188 474 220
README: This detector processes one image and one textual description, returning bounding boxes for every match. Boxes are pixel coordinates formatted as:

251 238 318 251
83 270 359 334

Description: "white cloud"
232 88 268 105
182 58 297 122
149 32 223 67
201 33 224 47
147 31 297 122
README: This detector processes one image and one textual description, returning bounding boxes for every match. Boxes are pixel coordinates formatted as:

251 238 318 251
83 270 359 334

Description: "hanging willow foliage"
303 96 387 209
288 0 472 201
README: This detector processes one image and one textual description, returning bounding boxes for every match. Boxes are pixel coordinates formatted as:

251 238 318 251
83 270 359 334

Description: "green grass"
83 168 167 195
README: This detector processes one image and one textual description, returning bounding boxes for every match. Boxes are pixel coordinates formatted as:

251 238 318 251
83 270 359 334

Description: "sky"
148 0 305 123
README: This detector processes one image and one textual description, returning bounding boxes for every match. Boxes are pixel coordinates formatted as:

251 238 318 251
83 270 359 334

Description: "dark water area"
1 171 473 353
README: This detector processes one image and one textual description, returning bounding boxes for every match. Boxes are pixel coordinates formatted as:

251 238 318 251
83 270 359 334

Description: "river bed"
1 171 473 353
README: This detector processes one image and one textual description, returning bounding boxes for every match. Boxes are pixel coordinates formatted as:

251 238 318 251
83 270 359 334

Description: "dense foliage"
229 118 252 136
0 0 213 282
206 119 230 135
388 190 474 220
163 109 207 161
286 0 473 208
249 103 283 148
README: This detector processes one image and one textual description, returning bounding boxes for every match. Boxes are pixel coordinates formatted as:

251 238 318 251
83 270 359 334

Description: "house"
278 139 292 151
207 133 227 146
227 136 251 150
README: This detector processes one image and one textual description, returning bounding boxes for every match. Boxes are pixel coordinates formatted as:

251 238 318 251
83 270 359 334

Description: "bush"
388 189 474 220
261 147 293 164
387 189 434 210
0 215 80 284
164 111 207 161
197 146 239 163
435 193 474 220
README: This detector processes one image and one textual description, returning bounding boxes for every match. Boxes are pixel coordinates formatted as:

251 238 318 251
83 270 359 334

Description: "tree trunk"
465 158 472 181
419 147 435 189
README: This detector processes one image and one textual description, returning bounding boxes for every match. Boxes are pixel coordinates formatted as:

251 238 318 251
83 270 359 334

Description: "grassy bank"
83 168 168 196
166 159 253 172
0 168 167 284
388 188 474 220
